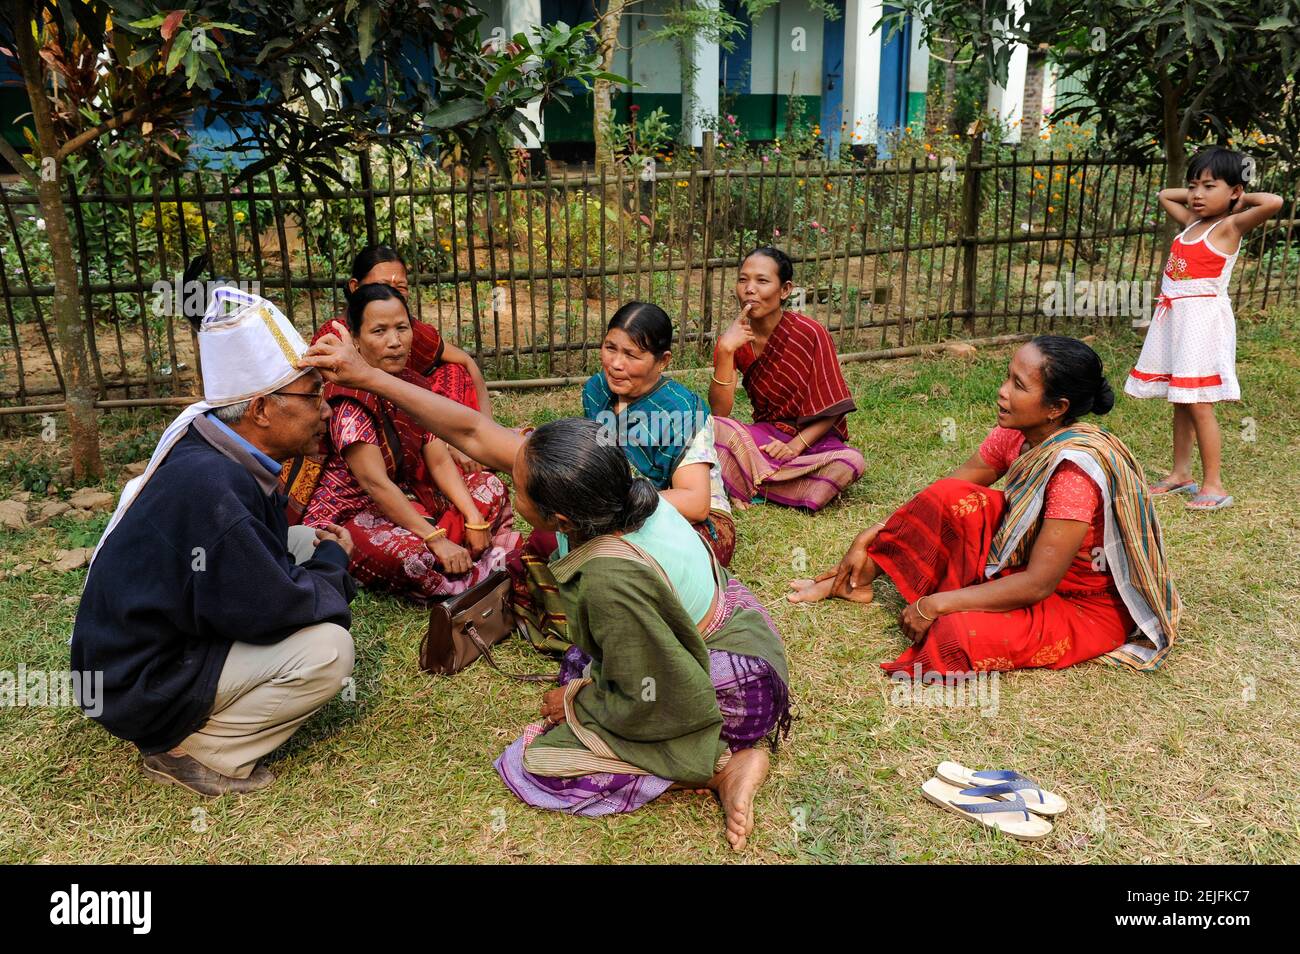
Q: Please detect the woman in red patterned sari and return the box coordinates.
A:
[787,337,1179,676]
[342,245,491,472]
[709,247,865,512]
[302,283,519,601]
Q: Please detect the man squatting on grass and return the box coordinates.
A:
[71,289,357,797]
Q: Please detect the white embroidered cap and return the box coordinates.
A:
[199,286,309,406]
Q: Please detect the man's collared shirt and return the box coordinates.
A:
[203,411,282,476]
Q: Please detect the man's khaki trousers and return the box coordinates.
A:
[177,526,355,779]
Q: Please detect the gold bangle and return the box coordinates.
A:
[914,596,937,622]
[712,373,737,386]
[422,527,447,544]
[464,521,490,531]
[794,434,809,451]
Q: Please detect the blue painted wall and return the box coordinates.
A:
[819,0,846,155]
[877,5,911,153]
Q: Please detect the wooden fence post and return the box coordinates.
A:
[359,149,379,248]
[958,130,984,337]
[699,130,716,359]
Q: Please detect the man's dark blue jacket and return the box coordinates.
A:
[71,419,355,753]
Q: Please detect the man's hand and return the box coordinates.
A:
[300,322,380,390]
[314,522,354,560]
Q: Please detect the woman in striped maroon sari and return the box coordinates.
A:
[709,247,865,512]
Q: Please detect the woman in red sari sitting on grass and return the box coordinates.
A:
[341,244,492,472]
[709,246,865,512]
[302,283,519,601]
[788,336,1180,675]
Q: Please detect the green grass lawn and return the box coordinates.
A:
[1,312,1297,864]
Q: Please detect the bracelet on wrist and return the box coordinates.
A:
[914,596,937,622]
[712,373,737,387]
[464,521,490,532]
[423,527,447,544]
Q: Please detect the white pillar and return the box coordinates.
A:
[986,0,1027,143]
[504,0,544,148]
[843,0,883,146]
[687,2,721,147]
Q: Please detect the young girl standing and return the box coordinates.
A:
[1125,146,1282,511]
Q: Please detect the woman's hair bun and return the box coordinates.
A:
[622,477,659,530]
[1093,377,1115,416]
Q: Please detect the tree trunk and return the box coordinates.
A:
[15,0,103,480]
[593,0,627,173]
[942,39,959,135]
[1160,73,1187,248]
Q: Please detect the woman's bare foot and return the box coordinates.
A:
[786,576,873,604]
[730,496,752,512]
[709,748,769,851]
[787,577,834,603]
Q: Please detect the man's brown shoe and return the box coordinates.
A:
[140,752,276,797]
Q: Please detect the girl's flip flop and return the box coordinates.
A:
[1186,493,1233,511]
[1149,477,1198,496]
[921,778,1054,841]
[935,761,1068,817]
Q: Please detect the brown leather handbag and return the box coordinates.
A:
[419,570,557,683]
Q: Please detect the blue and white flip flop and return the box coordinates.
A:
[921,777,1054,841]
[1186,493,1233,511]
[1149,477,1198,496]
[936,761,1068,817]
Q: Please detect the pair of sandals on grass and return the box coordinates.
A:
[1149,476,1232,511]
[922,762,1069,842]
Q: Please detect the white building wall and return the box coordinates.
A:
[774,1,825,97]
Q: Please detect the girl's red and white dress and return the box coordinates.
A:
[1125,217,1240,404]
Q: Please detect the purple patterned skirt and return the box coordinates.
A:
[494,580,790,816]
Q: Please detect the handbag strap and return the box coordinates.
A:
[464,622,560,684]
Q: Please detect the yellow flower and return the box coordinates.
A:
[234,211,246,222]
[923,143,932,151]
[1048,206,1056,213]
